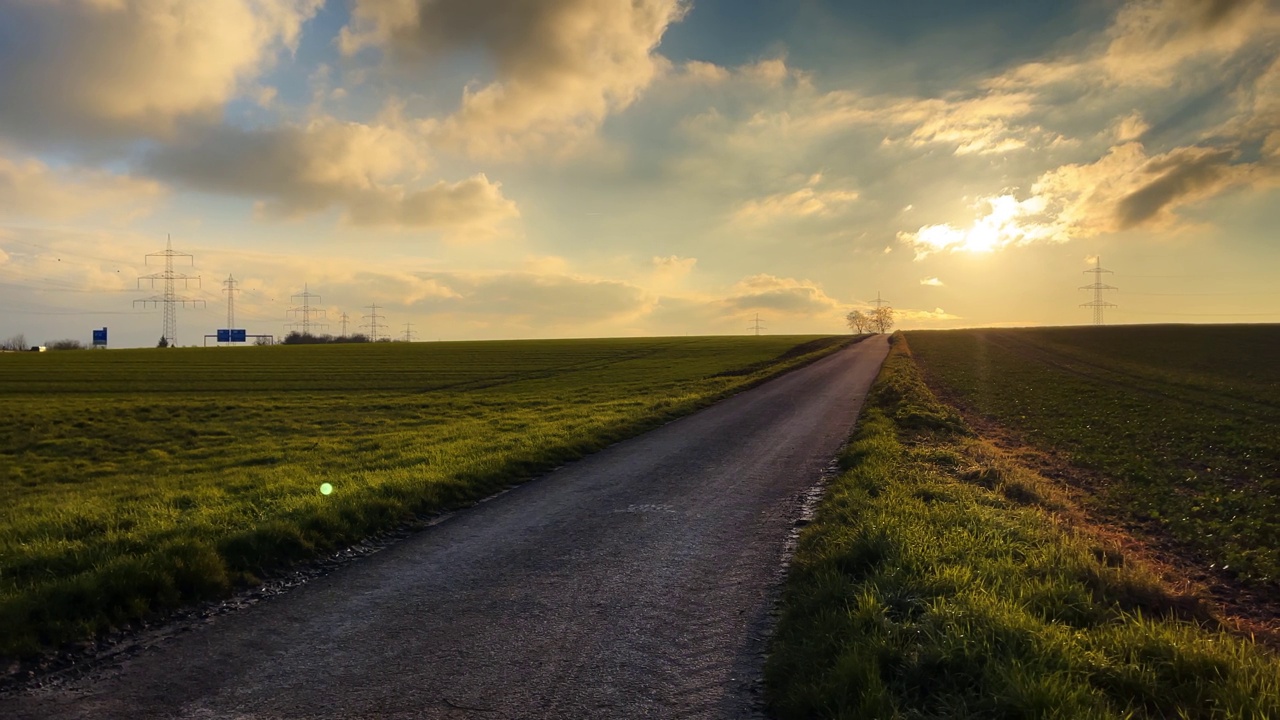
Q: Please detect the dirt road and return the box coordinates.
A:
[3,335,890,719]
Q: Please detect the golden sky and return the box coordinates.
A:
[1,0,1278,346]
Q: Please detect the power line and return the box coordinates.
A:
[339,311,350,337]
[401,322,417,342]
[1080,256,1117,325]
[748,313,765,336]
[286,283,328,336]
[361,303,387,342]
[133,234,204,346]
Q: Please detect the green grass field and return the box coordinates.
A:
[904,325,1280,586]
[767,334,1280,719]
[0,335,849,659]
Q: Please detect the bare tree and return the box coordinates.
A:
[872,306,896,334]
[2,334,29,351]
[45,339,86,350]
[845,310,870,334]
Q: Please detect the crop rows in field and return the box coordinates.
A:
[0,335,849,658]
[905,325,1280,586]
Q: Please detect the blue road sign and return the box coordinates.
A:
[92,328,107,346]
[216,329,230,343]
[230,329,247,343]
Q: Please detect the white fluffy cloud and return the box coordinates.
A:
[342,0,688,158]
[0,0,323,143]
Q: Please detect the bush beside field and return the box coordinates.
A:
[0,335,854,660]
[766,334,1280,719]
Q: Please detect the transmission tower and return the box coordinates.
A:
[134,234,204,346]
[748,313,766,336]
[223,274,239,331]
[1080,257,1118,325]
[362,303,387,342]
[870,291,889,311]
[338,311,351,337]
[286,283,328,336]
[401,322,418,342]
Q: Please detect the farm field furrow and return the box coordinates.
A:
[905,325,1280,587]
[0,335,849,659]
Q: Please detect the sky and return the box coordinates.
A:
[0,0,1278,348]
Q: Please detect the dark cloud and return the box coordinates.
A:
[0,0,319,148]
[340,0,687,156]
[1115,147,1235,228]
[1197,0,1254,30]
[144,121,516,230]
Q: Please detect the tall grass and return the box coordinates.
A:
[766,334,1280,719]
[0,335,851,659]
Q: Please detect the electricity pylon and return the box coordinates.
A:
[748,313,765,335]
[362,303,387,342]
[134,234,204,346]
[1080,257,1118,325]
[286,283,328,336]
[223,274,239,331]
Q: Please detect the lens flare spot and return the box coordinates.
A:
[320,483,333,496]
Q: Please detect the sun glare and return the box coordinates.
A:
[901,194,1058,260]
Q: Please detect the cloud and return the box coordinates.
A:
[889,91,1042,155]
[412,270,652,328]
[342,0,689,158]
[0,152,164,221]
[343,175,521,230]
[897,194,1060,260]
[920,277,944,287]
[732,174,859,226]
[0,0,323,144]
[1099,0,1278,85]
[144,120,518,232]
[722,274,843,315]
[652,255,696,278]
[1036,142,1258,233]
[989,0,1279,92]
[901,307,961,320]
[898,307,963,326]
[1112,112,1151,142]
[898,141,1267,258]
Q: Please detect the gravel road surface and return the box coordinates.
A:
[3,335,890,719]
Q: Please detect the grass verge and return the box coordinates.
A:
[766,333,1280,719]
